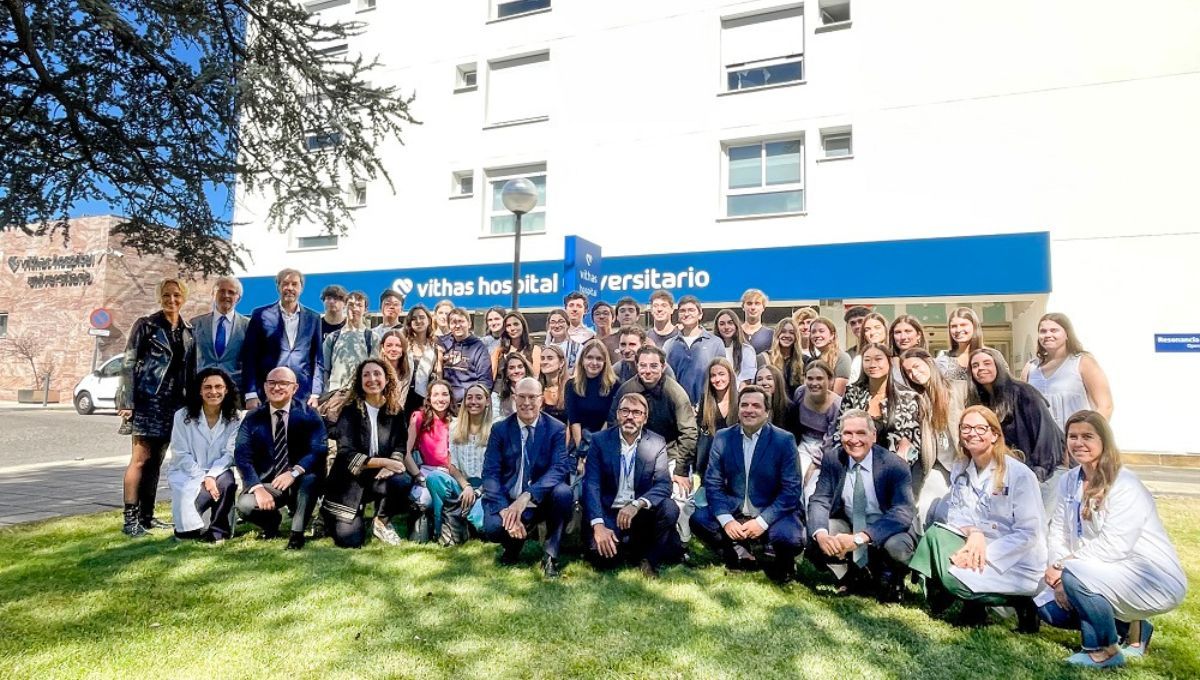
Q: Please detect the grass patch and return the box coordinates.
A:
[1,499,1197,679]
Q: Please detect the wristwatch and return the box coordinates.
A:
[853,534,867,547]
[290,468,302,479]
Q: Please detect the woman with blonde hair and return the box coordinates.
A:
[808,317,851,395]
[757,317,805,396]
[696,357,739,476]
[566,339,619,451]
[539,343,569,423]
[791,306,819,361]
[1037,411,1187,669]
[434,382,496,544]
[909,405,1046,632]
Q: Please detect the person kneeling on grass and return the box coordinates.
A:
[689,385,805,585]
[481,377,573,579]
[166,368,241,543]
[1035,410,1187,670]
[583,393,682,578]
[807,409,917,603]
[321,359,413,548]
[908,406,1045,632]
[234,367,326,551]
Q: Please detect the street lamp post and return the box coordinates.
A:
[500,178,539,311]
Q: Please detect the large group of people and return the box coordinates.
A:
[115,271,1186,669]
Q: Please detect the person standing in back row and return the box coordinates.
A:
[741,289,774,355]
[647,289,680,347]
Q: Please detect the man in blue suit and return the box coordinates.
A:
[234,367,328,550]
[241,268,325,410]
[584,393,681,577]
[190,275,249,391]
[808,409,917,602]
[690,385,805,584]
[481,377,573,578]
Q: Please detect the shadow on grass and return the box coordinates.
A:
[0,503,1196,679]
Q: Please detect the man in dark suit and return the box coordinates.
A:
[234,367,327,550]
[241,268,324,410]
[584,393,680,577]
[190,275,249,390]
[481,377,573,578]
[690,385,805,584]
[808,408,918,602]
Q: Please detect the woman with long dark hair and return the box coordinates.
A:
[889,314,927,386]
[784,361,841,502]
[1038,411,1186,669]
[539,343,569,423]
[848,312,889,383]
[713,308,757,385]
[118,277,196,537]
[840,343,922,470]
[404,304,442,415]
[900,347,967,526]
[375,329,413,415]
[754,364,791,427]
[493,311,542,380]
[968,347,1066,511]
[405,379,455,541]
[166,367,241,542]
[480,306,507,360]
[322,358,413,548]
[696,357,739,476]
[1021,312,1113,428]
[492,352,532,422]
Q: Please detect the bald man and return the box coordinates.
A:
[234,367,328,550]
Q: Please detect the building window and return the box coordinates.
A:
[452,170,474,197]
[494,0,550,20]
[295,234,339,249]
[351,181,367,207]
[724,138,804,216]
[486,164,546,235]
[821,127,853,158]
[358,0,377,11]
[721,6,805,92]
[304,129,343,152]
[456,63,478,91]
[819,0,851,24]
[0,313,7,338]
[486,52,550,125]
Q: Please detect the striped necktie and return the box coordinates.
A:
[273,410,289,472]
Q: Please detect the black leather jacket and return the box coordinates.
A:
[116,311,195,410]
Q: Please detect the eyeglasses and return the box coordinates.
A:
[265,380,296,387]
[514,393,541,401]
[617,408,647,418]
[959,424,992,436]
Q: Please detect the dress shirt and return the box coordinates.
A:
[212,309,236,347]
[510,416,538,501]
[279,302,300,349]
[717,426,769,531]
[813,450,882,537]
[591,434,651,525]
[250,400,293,492]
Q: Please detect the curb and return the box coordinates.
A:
[1123,453,1200,468]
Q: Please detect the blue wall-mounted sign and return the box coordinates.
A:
[1155,334,1200,353]
[563,235,602,305]
[238,231,1052,312]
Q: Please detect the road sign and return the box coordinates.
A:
[88,328,111,337]
[89,308,112,330]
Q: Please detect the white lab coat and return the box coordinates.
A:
[166,408,241,532]
[942,456,1047,595]
[1036,467,1187,620]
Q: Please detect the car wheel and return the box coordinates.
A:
[74,391,95,415]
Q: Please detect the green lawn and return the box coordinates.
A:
[1,499,1197,679]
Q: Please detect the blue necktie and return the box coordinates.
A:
[215,316,228,357]
[852,463,868,568]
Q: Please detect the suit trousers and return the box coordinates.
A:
[326,473,413,548]
[587,501,682,569]
[807,518,917,584]
[236,472,321,534]
[690,505,806,569]
[483,483,573,559]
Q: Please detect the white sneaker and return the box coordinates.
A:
[373,517,402,545]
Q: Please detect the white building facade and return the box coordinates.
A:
[232,0,1200,453]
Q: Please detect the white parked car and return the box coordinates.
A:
[73,355,124,415]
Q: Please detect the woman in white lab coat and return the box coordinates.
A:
[909,405,1046,632]
[166,368,242,542]
[1037,410,1187,669]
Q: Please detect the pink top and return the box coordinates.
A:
[409,410,451,468]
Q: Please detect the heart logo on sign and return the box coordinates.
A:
[392,277,414,296]
[585,253,593,267]
[7,257,19,274]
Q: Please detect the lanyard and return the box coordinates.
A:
[621,451,636,481]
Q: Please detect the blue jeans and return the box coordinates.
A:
[1038,568,1128,650]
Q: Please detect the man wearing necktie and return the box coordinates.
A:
[690,385,805,584]
[481,377,573,578]
[583,393,681,577]
[808,409,918,602]
[234,367,328,550]
[190,276,249,395]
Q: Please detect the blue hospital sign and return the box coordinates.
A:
[563,235,602,304]
[1155,334,1200,353]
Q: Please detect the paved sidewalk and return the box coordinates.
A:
[1,457,1198,528]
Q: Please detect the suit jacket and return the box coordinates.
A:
[234,398,328,488]
[190,310,249,388]
[323,401,409,519]
[704,423,803,526]
[481,412,569,514]
[241,302,325,400]
[807,444,915,544]
[583,428,671,522]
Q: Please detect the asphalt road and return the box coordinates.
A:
[0,407,129,469]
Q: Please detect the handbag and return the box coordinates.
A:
[317,387,352,428]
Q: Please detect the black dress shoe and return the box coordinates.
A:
[765,564,795,585]
[499,546,522,566]
[959,602,989,627]
[638,559,659,579]
[285,531,306,550]
[542,556,561,579]
[1014,598,1041,634]
[257,527,281,541]
[876,582,904,604]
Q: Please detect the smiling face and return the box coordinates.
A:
[1066,420,1103,468]
[798,317,813,338]
[428,383,451,414]
[547,312,568,341]
[541,350,562,376]
[582,345,606,378]
[754,368,775,393]
[199,374,227,409]
[738,391,769,431]
[620,333,642,362]
[264,367,298,408]
[514,380,543,422]
[381,335,405,363]
[360,362,387,397]
[840,416,873,460]
[862,318,887,345]
[776,323,796,348]
[505,357,528,383]
[650,298,673,323]
[381,296,402,322]
[565,298,586,325]
[959,411,998,457]
[448,312,470,340]
[159,281,184,316]
[504,316,524,341]
[213,280,240,315]
[409,309,430,335]
[716,314,737,341]
[617,397,647,439]
[902,357,931,386]
[892,321,920,351]
[861,346,890,380]
[486,310,504,334]
[636,352,664,385]
[434,304,451,331]
[949,316,975,347]
[277,273,302,306]
[591,305,613,332]
[463,386,488,416]
[969,352,998,386]
[677,302,701,331]
[709,364,731,394]
[1038,319,1067,354]
[804,366,828,396]
[809,322,832,350]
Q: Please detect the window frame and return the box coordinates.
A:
[722,136,805,218]
[491,0,551,21]
[455,63,478,92]
[720,5,806,94]
[724,53,805,92]
[451,170,475,198]
[483,164,547,237]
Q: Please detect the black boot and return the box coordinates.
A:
[139,498,172,530]
[1014,598,1041,634]
[123,504,148,537]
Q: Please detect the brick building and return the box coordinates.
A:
[0,216,216,402]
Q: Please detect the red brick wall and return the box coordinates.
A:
[0,216,217,402]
